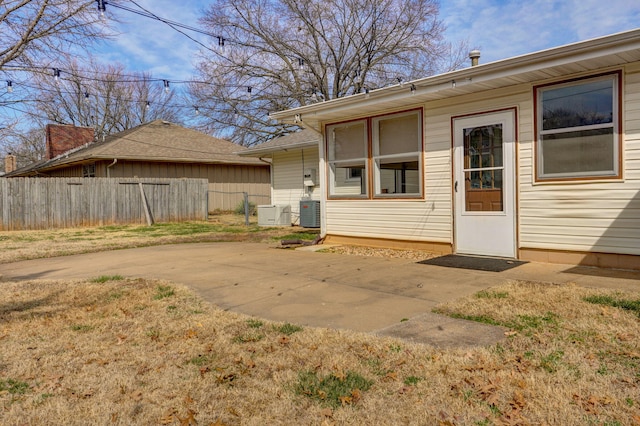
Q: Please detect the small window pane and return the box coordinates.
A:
[542,79,613,130]
[332,163,366,195]
[330,122,366,161]
[541,128,614,175]
[378,113,420,156]
[378,159,419,194]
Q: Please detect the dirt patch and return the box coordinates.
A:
[320,245,436,261]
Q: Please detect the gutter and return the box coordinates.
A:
[106,158,117,178]
[270,27,640,122]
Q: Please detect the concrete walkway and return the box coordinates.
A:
[1,242,638,348]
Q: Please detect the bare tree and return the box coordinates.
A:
[189,0,467,146]
[0,0,112,69]
[0,124,46,171]
[25,58,182,141]
[0,0,115,133]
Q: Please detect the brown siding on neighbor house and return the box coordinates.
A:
[45,165,84,177]
[33,160,270,212]
[206,164,271,211]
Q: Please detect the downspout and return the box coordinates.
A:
[106,158,117,178]
[259,156,274,208]
[294,121,326,240]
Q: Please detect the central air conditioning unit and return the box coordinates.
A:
[299,200,320,228]
[257,204,291,226]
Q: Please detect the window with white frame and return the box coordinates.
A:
[327,120,368,197]
[326,109,423,198]
[372,110,421,196]
[536,72,620,180]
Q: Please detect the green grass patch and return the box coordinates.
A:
[91,275,125,283]
[539,350,564,373]
[404,376,422,386]
[153,285,175,300]
[0,378,30,395]
[583,294,640,317]
[476,290,509,299]
[441,312,504,327]
[70,324,94,333]
[246,319,264,328]
[511,312,559,332]
[274,323,303,335]
[275,231,320,241]
[296,370,373,408]
[106,290,125,301]
[234,201,257,215]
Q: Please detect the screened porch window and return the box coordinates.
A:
[536,73,620,180]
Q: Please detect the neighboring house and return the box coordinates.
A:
[270,29,640,270]
[6,120,271,212]
[239,128,321,225]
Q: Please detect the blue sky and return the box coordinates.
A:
[96,0,640,82]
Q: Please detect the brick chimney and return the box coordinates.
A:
[4,153,17,174]
[45,124,95,159]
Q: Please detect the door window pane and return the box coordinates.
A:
[463,124,504,212]
[465,170,503,211]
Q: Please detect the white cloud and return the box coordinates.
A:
[94,0,640,79]
[96,0,211,80]
[440,0,640,64]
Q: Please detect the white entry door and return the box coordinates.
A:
[453,110,516,258]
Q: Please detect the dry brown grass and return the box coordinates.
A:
[1,277,639,425]
[0,214,309,264]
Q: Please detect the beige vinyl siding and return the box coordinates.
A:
[324,65,640,256]
[518,67,640,255]
[325,199,451,241]
[324,107,452,243]
[272,148,320,221]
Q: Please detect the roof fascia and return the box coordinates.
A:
[270,28,640,123]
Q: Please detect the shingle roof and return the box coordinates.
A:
[239,128,319,157]
[8,120,265,175]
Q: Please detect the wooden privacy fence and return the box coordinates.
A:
[0,177,208,230]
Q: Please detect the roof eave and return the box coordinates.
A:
[270,28,640,124]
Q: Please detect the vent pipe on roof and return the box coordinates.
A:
[469,50,481,66]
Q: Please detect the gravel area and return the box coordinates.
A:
[319,244,437,261]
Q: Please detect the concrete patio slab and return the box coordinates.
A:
[1,242,638,348]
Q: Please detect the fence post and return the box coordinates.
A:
[243,192,249,226]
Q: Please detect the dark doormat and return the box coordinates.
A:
[417,254,527,272]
